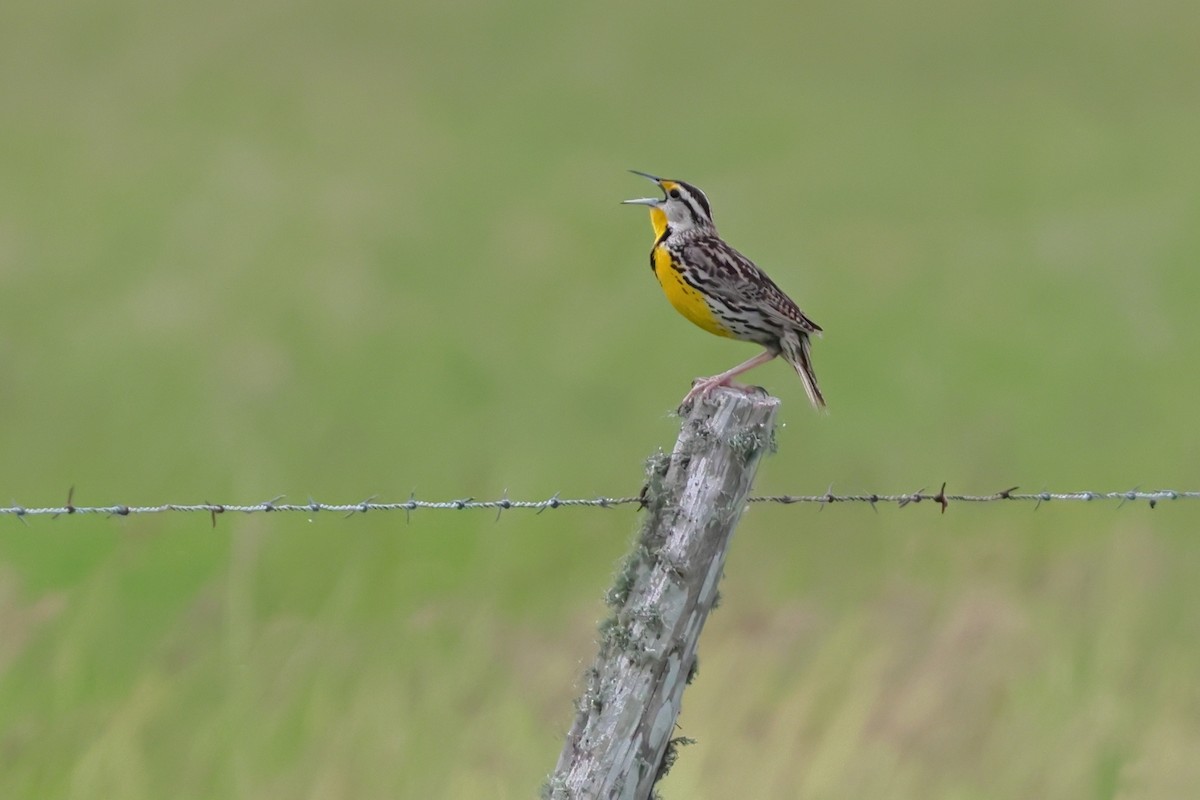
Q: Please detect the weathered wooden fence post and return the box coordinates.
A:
[546,386,780,799]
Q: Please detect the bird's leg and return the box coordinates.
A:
[679,350,778,410]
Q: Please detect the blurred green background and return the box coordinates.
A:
[2,0,1199,797]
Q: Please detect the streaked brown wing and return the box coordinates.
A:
[680,235,822,335]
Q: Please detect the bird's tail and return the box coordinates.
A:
[781,331,827,411]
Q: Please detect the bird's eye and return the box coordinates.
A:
[668,189,681,199]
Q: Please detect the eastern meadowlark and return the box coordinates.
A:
[623,170,827,411]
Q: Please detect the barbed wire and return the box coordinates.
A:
[2,485,1198,524]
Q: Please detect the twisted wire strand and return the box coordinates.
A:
[2,486,1198,521]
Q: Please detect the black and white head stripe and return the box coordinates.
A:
[672,180,714,224]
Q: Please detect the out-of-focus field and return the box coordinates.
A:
[1,0,1199,797]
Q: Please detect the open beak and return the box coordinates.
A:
[622,169,665,206]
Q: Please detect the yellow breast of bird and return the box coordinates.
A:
[652,246,734,338]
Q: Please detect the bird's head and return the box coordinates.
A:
[622,170,715,238]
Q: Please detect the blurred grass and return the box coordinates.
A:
[1,0,1199,797]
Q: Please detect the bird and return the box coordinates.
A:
[622,170,826,411]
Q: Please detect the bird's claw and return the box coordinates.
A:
[677,376,725,414]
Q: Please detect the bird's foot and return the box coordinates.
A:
[725,380,768,396]
[677,375,734,414]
